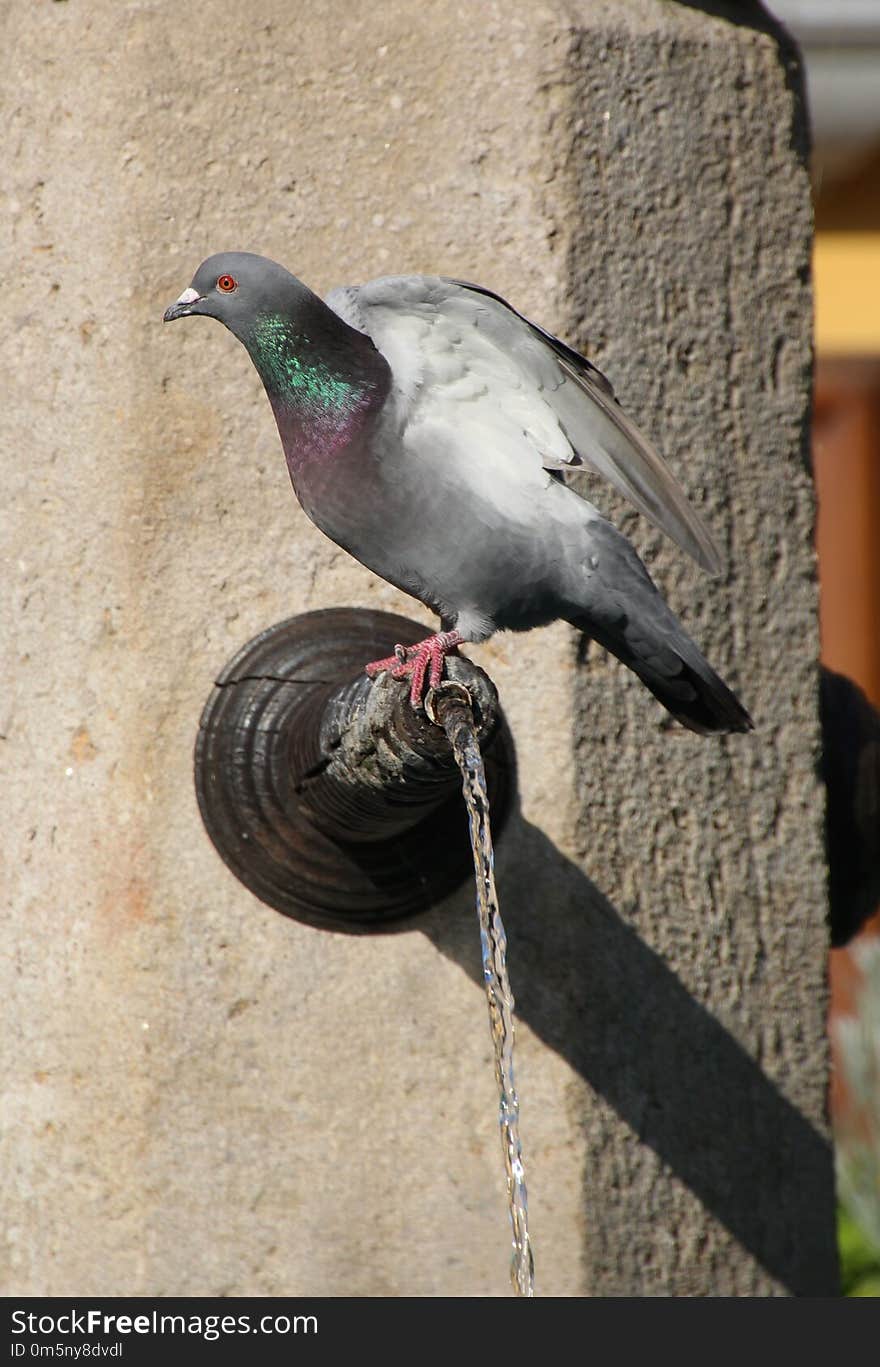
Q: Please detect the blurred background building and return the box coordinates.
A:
[771,0,880,1290]
[777,0,880,704]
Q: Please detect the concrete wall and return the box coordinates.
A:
[2,0,835,1295]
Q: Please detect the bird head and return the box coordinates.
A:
[163,251,316,342]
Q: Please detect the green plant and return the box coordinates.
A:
[835,939,880,1297]
[838,1205,880,1296]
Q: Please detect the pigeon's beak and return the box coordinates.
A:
[163,286,205,322]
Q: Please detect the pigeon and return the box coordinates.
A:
[164,252,752,734]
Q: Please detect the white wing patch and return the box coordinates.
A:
[326,275,722,573]
[326,276,579,475]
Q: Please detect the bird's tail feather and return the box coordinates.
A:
[567,613,753,736]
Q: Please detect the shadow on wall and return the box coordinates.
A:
[421,808,837,1297]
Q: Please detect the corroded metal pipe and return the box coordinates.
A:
[291,663,500,841]
[194,608,515,931]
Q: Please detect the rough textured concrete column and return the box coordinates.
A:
[2,0,834,1295]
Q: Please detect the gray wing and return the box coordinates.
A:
[326,274,723,575]
[447,278,723,576]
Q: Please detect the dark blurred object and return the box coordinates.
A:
[821,666,880,945]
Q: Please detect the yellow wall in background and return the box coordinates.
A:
[814,231,880,355]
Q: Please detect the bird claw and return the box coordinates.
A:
[365,630,464,707]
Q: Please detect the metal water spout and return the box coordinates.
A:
[193,607,516,931]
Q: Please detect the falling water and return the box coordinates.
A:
[435,688,534,1298]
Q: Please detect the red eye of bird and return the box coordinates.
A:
[216,274,237,293]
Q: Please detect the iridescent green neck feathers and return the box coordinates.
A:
[246,311,388,465]
[251,315,359,411]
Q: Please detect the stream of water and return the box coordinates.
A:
[439,693,534,1298]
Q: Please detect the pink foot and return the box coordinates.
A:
[365,630,464,707]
